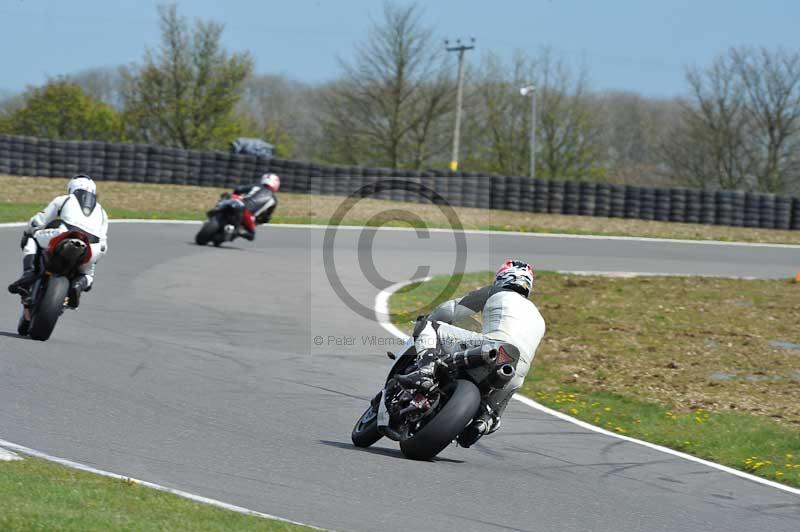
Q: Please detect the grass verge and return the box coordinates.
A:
[0,455,314,531]
[388,271,800,488]
[2,175,799,244]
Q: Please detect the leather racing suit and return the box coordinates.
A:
[413,284,546,435]
[233,184,277,239]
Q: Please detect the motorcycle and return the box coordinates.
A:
[18,230,93,341]
[195,192,247,246]
[351,333,519,460]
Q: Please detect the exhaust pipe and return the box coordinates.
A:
[487,363,515,389]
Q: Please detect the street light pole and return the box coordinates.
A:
[520,84,536,179]
[446,38,475,172]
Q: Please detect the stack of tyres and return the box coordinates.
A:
[34,138,51,177]
[345,166,365,198]
[685,189,701,224]
[504,176,522,211]
[432,170,450,206]
[730,191,745,226]
[76,141,93,177]
[715,190,733,226]
[117,144,135,182]
[418,171,435,205]
[700,190,716,225]
[132,144,150,183]
[50,140,68,178]
[402,174,423,204]
[63,140,80,177]
[774,196,792,230]
[669,188,686,223]
[0,135,11,174]
[89,140,105,179]
[490,175,508,210]
[21,136,37,176]
[145,145,162,184]
[578,181,596,216]
[792,198,800,230]
[758,193,776,229]
[639,187,655,220]
[389,169,407,202]
[198,151,217,187]
[654,188,671,221]
[186,150,203,186]
[306,162,323,195]
[514,177,536,212]
[462,172,481,208]
[323,165,342,195]
[171,149,190,185]
[548,179,565,214]
[743,192,760,227]
[532,178,548,213]
[102,143,121,182]
[609,185,626,218]
[563,180,579,215]
[594,183,610,217]
[372,168,392,201]
[624,186,642,219]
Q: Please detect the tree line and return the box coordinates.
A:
[1,2,799,195]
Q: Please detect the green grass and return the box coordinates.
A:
[0,456,314,531]
[388,271,800,488]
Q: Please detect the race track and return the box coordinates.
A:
[1,222,799,532]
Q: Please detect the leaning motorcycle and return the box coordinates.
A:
[351,334,518,460]
[19,230,93,341]
[195,192,246,246]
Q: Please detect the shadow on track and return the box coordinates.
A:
[319,440,465,464]
[0,331,27,340]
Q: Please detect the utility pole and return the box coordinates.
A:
[520,84,536,179]
[445,38,475,172]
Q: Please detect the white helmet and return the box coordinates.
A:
[67,174,98,216]
[494,260,535,298]
[260,173,281,192]
[68,174,97,195]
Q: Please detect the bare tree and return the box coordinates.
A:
[662,47,800,193]
[319,2,453,168]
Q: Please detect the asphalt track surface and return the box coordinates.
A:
[1,222,799,532]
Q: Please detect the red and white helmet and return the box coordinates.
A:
[495,260,535,297]
[260,173,280,192]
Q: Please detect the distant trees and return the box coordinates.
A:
[120,3,253,149]
[319,2,454,168]
[3,1,800,195]
[662,47,800,194]
[0,80,122,141]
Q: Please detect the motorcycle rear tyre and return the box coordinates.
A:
[28,276,69,341]
[400,379,480,461]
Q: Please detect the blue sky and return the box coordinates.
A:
[1,0,799,97]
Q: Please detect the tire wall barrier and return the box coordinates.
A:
[0,133,798,230]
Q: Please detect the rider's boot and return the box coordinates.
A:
[238,226,255,241]
[457,402,500,448]
[67,275,90,309]
[8,254,38,297]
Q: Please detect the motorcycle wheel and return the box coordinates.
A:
[28,276,69,342]
[399,379,480,461]
[351,403,383,448]
[195,218,220,245]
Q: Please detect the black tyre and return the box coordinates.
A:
[351,403,383,448]
[400,379,480,461]
[195,217,220,245]
[28,276,69,341]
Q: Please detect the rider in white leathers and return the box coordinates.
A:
[8,175,108,315]
[406,260,545,447]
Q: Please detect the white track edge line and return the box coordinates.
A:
[374,278,800,497]
[0,438,327,530]
[1,220,798,249]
